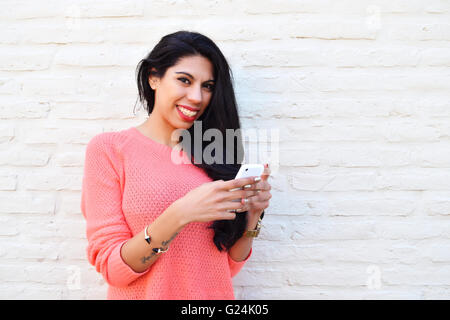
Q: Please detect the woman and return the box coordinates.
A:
[81,31,272,300]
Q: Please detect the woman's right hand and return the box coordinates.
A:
[171,177,260,225]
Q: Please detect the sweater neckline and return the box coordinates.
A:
[128,127,193,164]
[129,126,177,152]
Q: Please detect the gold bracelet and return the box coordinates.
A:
[245,217,262,238]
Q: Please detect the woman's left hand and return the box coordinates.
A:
[241,164,271,223]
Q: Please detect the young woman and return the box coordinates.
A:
[81,31,272,300]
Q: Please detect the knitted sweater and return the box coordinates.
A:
[80,127,251,300]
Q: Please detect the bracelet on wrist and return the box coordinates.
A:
[144,224,169,254]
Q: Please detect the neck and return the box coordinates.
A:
[140,113,181,148]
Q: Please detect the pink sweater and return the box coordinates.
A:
[81,127,251,300]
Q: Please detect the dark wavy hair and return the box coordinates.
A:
[135,30,247,251]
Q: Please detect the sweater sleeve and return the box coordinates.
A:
[81,133,149,288]
[227,247,252,277]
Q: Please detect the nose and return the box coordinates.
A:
[187,85,202,105]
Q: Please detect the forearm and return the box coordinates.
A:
[120,203,188,273]
[228,213,260,262]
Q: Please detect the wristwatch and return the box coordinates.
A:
[245,217,262,237]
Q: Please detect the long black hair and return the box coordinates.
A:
[136,30,247,251]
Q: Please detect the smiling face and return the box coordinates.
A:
[149,55,215,132]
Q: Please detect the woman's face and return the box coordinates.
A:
[149,55,215,131]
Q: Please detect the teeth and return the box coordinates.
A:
[178,106,198,117]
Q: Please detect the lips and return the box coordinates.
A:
[176,105,199,121]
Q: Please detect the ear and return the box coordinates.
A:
[148,68,159,90]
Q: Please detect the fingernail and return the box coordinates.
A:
[244,184,252,189]
[254,177,261,182]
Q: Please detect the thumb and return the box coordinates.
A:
[261,163,270,181]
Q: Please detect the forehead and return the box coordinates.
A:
[170,55,214,80]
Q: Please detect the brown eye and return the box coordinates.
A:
[204,83,215,91]
[178,77,190,84]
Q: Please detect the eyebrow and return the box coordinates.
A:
[175,71,215,83]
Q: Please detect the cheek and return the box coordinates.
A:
[160,82,185,104]
[173,85,187,98]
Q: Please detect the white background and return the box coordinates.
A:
[1,0,450,299]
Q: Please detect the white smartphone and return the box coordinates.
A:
[235,163,265,180]
[229,164,265,194]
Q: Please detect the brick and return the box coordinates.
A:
[251,241,417,264]
[285,122,381,142]
[0,100,51,119]
[388,22,450,41]
[423,244,450,262]
[266,191,328,216]
[0,194,55,214]
[381,120,441,142]
[20,76,102,98]
[289,172,333,191]
[426,199,450,216]
[0,217,19,236]
[377,169,450,191]
[233,266,285,287]
[0,77,21,95]
[330,197,416,216]
[284,16,378,40]
[373,218,450,239]
[0,264,27,282]
[291,218,376,240]
[0,47,53,71]
[412,142,450,167]
[54,152,86,167]
[76,0,144,18]
[322,144,412,167]
[0,148,49,166]
[280,148,321,167]
[58,240,87,261]
[24,173,82,191]
[382,264,450,285]
[21,126,101,145]
[0,174,17,190]
[0,283,63,299]
[54,44,146,67]
[421,48,450,66]
[0,126,14,143]
[289,171,378,191]
[2,241,59,261]
[54,218,87,240]
[423,287,450,300]
[58,193,83,216]
[284,264,369,286]
[0,0,66,20]
[13,215,60,240]
[49,101,135,120]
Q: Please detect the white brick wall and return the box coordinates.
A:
[1,0,449,300]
